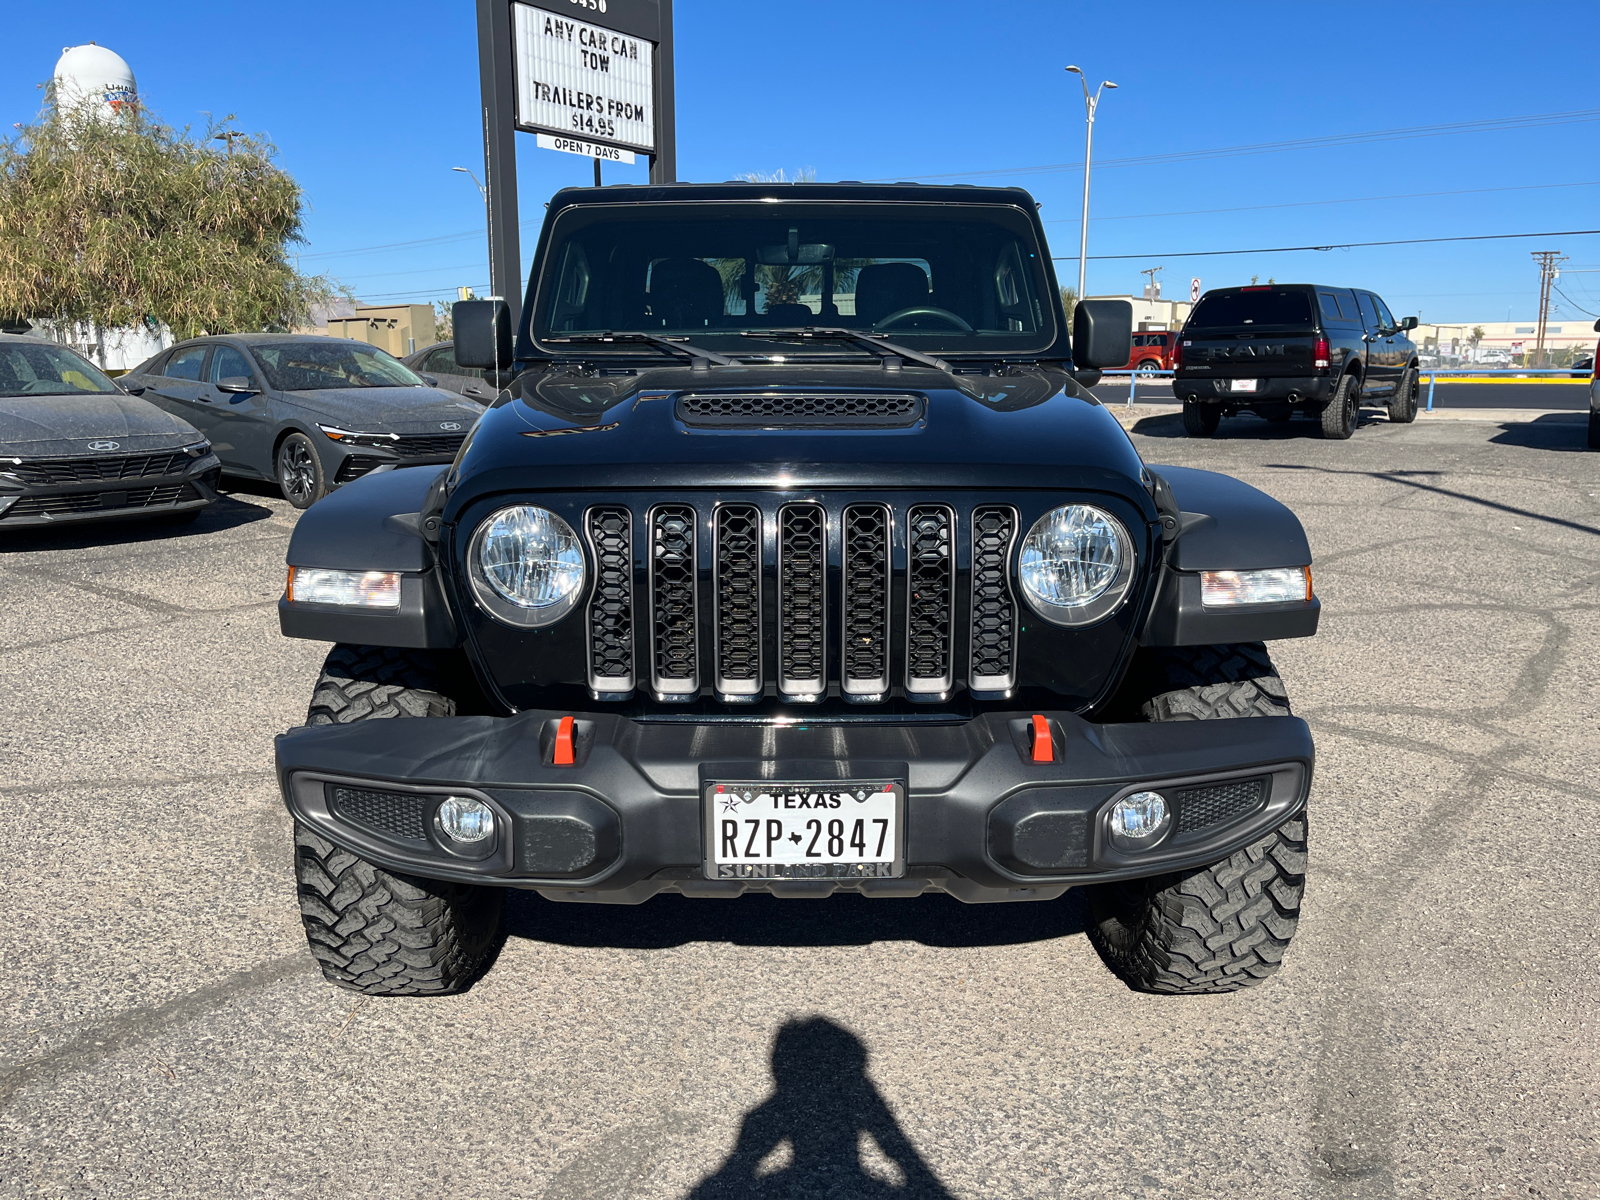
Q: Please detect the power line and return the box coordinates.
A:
[876,107,1600,183]
[1552,284,1599,317]
[296,218,542,261]
[1053,227,1600,263]
[1043,180,1600,227]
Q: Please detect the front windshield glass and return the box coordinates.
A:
[0,342,119,398]
[252,342,422,391]
[532,202,1057,356]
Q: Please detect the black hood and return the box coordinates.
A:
[275,386,485,434]
[0,392,200,458]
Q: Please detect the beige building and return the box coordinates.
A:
[319,304,437,357]
[1083,295,1194,331]
[1415,319,1596,363]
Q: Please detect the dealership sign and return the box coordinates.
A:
[512,1,655,153]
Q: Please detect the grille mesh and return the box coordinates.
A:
[334,455,382,484]
[779,504,826,689]
[650,505,698,690]
[394,433,467,458]
[905,505,954,688]
[4,483,195,519]
[969,506,1018,688]
[842,504,890,690]
[586,507,634,690]
[715,505,762,689]
[677,393,922,428]
[329,785,430,841]
[1175,777,1269,833]
[8,451,190,485]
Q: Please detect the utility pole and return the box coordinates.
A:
[1531,250,1566,367]
[1140,265,1164,300]
[1064,66,1117,303]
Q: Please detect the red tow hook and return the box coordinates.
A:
[553,716,576,766]
[1031,714,1053,763]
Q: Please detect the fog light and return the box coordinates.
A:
[1109,791,1169,848]
[436,796,495,843]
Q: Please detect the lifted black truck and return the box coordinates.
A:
[1174,283,1420,439]
[274,182,1321,996]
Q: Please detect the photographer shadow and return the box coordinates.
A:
[686,1017,954,1200]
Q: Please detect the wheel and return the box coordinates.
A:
[1086,644,1307,994]
[1588,409,1600,449]
[1182,398,1221,438]
[276,431,327,509]
[1319,372,1358,439]
[1136,360,1161,375]
[1387,366,1419,424]
[293,645,503,995]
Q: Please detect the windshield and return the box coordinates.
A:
[252,342,423,391]
[0,342,119,398]
[531,202,1057,357]
[1188,289,1314,328]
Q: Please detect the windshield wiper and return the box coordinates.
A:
[545,331,740,369]
[743,327,951,373]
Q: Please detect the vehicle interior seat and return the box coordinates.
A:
[764,303,814,326]
[646,258,725,329]
[854,263,930,327]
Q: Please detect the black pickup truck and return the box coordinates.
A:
[1173,284,1420,439]
[273,182,1321,998]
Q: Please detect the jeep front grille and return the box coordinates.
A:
[579,499,1025,704]
[649,505,699,697]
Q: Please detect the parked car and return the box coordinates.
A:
[1122,330,1178,373]
[1173,284,1419,439]
[1587,320,1599,450]
[401,341,501,403]
[1568,354,1592,379]
[0,333,220,528]
[121,335,485,509]
[274,181,1320,999]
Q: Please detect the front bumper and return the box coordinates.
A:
[276,709,1313,904]
[1174,375,1335,405]
[0,456,221,526]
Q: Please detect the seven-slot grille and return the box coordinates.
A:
[585,501,1023,703]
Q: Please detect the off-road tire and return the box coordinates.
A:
[1588,408,1600,450]
[1182,398,1221,438]
[1086,642,1306,994]
[294,824,504,996]
[1320,372,1358,439]
[294,643,501,995]
[1387,366,1419,424]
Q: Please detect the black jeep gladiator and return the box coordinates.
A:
[274,182,1320,997]
[1173,283,1420,439]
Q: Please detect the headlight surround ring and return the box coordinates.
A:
[1017,504,1136,627]
[467,504,586,628]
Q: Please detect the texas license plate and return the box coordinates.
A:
[1230,378,1260,392]
[704,781,905,880]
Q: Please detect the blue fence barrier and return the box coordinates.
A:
[1100,367,1589,412]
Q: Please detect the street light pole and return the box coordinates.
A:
[452,166,491,300]
[1065,66,1117,303]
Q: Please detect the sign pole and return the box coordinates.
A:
[651,0,676,184]
[475,0,522,329]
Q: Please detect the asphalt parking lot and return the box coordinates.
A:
[2,414,1597,1199]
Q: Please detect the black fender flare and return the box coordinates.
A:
[278,465,459,648]
[1139,465,1320,646]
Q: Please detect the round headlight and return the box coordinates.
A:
[1018,504,1134,626]
[468,505,585,627]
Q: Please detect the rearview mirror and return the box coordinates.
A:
[217,376,256,394]
[1073,299,1133,370]
[454,299,513,370]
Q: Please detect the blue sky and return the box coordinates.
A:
[8,0,1600,326]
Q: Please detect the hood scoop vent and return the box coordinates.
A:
[676,393,924,429]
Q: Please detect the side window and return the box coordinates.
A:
[208,346,253,383]
[425,347,458,373]
[164,345,208,380]
[1371,296,1396,330]
[1318,292,1345,322]
[1354,292,1380,331]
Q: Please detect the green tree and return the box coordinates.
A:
[1059,285,1077,325]
[0,98,343,352]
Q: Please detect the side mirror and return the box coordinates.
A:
[217,376,256,394]
[1593,318,1600,333]
[420,373,440,387]
[122,384,146,396]
[454,299,513,370]
[1072,299,1133,370]
[1073,368,1103,388]
[1400,316,1418,331]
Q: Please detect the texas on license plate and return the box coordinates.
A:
[1230,378,1260,392]
[704,780,904,880]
